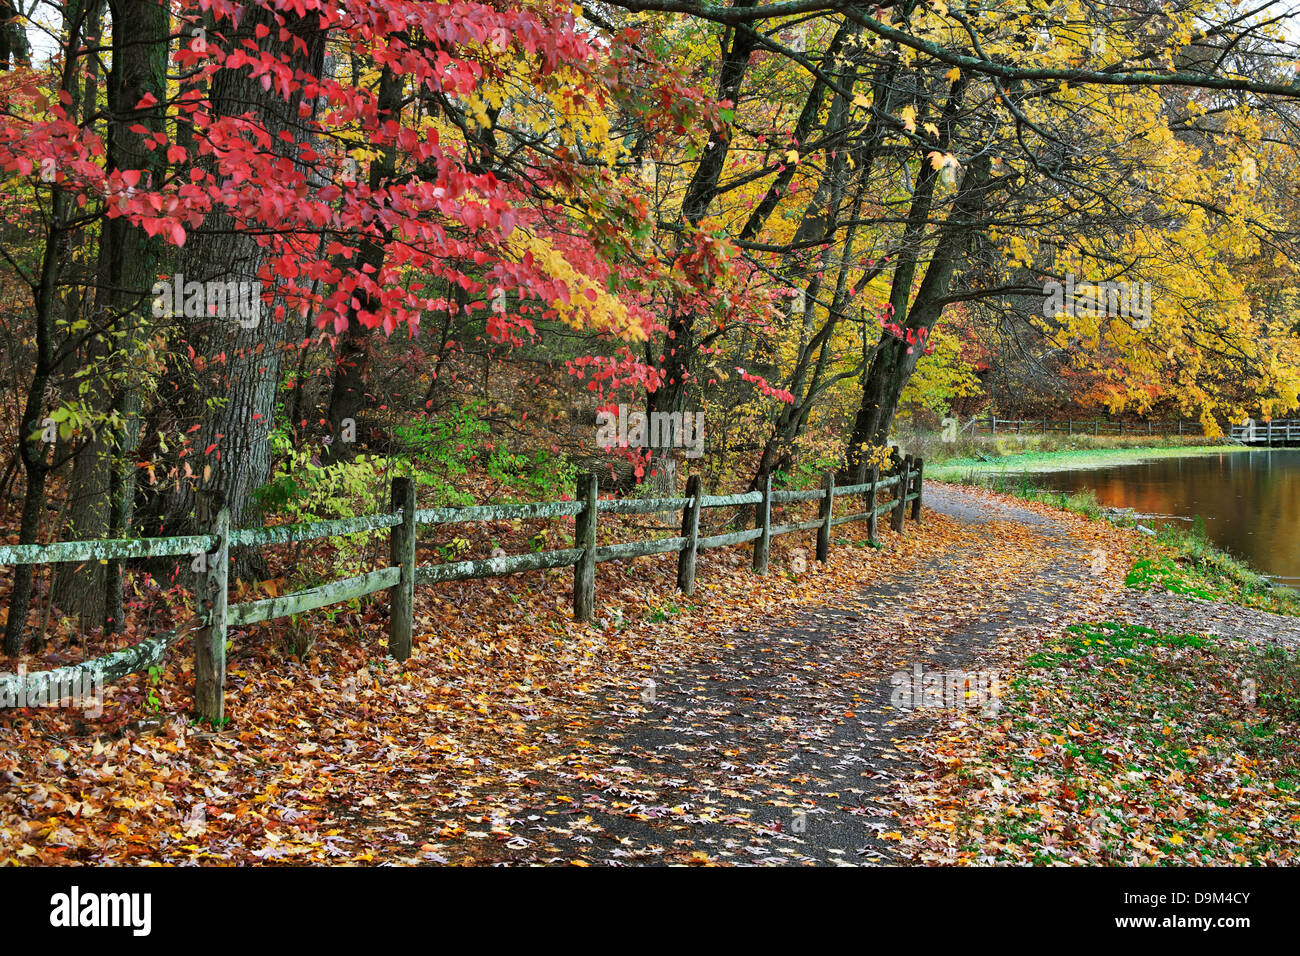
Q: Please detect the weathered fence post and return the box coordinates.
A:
[573,472,598,621]
[752,473,771,574]
[677,474,702,595]
[990,415,996,436]
[1068,418,1073,436]
[866,465,880,545]
[389,476,416,661]
[816,470,834,562]
[194,492,228,722]
[910,457,924,523]
[892,455,913,533]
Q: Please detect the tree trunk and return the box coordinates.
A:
[0,0,30,69]
[845,154,995,467]
[2,1,92,651]
[52,0,167,633]
[4,188,67,653]
[645,16,758,493]
[322,67,401,464]
[140,7,327,543]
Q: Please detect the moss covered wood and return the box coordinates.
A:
[769,518,825,536]
[389,477,416,661]
[228,567,400,626]
[699,491,764,509]
[415,548,582,586]
[194,497,228,722]
[573,473,598,622]
[598,497,692,515]
[0,623,196,706]
[699,527,764,550]
[0,534,217,565]
[752,473,772,574]
[676,475,703,595]
[771,488,826,505]
[417,500,583,525]
[593,537,688,563]
[230,512,400,548]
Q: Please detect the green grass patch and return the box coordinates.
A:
[1127,521,1300,617]
[922,441,1244,481]
[940,469,1300,617]
[970,621,1300,864]
[959,473,1113,522]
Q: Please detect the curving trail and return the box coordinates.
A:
[9,486,1294,866]
[428,484,1126,865]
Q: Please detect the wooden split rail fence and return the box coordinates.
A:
[1227,419,1300,445]
[966,416,1206,437]
[0,454,926,720]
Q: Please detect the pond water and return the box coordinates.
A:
[1013,449,1300,586]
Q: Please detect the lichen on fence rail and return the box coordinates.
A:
[416,500,584,525]
[0,622,198,704]
[229,512,401,548]
[0,534,217,566]
[228,567,401,626]
[415,548,584,585]
[1,452,925,723]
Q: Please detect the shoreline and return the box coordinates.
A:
[925,442,1256,480]
[930,474,1300,608]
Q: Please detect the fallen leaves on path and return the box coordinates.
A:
[6,483,1286,866]
[1,504,953,864]
[893,620,1300,865]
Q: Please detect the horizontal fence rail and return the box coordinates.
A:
[0,534,218,566]
[0,451,927,720]
[964,416,1296,443]
[965,416,1207,437]
[416,500,585,525]
[228,567,402,627]
[1227,420,1300,444]
[228,512,402,548]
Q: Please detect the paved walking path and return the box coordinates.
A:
[413,485,1124,865]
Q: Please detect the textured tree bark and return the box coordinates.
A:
[53,0,168,633]
[52,449,110,631]
[141,7,327,542]
[845,152,994,472]
[645,10,759,494]
[323,68,401,464]
[0,0,30,69]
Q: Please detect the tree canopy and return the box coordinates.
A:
[4,0,1300,646]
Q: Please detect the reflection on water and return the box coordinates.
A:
[1013,449,1300,585]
